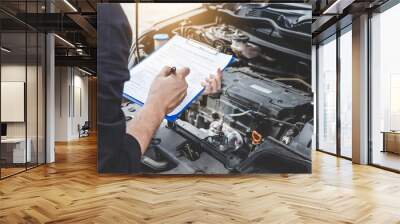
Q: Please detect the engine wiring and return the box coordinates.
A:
[228,110,252,117]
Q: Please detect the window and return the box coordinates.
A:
[0,1,47,179]
[370,3,400,171]
[317,36,337,154]
[339,28,352,158]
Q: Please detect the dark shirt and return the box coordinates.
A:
[97,4,142,173]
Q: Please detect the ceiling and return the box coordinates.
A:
[311,0,390,42]
[0,0,101,73]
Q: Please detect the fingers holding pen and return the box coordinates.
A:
[159,66,172,77]
[149,66,190,115]
[176,67,190,80]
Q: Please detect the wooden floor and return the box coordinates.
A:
[372,150,400,171]
[0,135,400,224]
[1,167,26,178]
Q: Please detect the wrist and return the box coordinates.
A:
[127,99,166,155]
[143,98,167,120]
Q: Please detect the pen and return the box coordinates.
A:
[170,66,176,75]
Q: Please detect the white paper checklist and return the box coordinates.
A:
[123,35,233,121]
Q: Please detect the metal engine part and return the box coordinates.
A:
[207,119,244,151]
[202,24,261,59]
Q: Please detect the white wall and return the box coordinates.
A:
[71,73,89,139]
[1,82,25,122]
[54,67,89,141]
[1,65,25,136]
[1,63,46,164]
[1,64,39,138]
[55,67,69,141]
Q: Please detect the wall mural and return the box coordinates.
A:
[97,3,313,174]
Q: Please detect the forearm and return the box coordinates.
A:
[126,102,165,155]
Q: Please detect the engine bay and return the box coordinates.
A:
[123,3,313,174]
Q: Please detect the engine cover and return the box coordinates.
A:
[222,67,312,119]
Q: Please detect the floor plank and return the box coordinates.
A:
[0,135,400,224]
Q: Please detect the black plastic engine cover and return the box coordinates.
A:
[222,67,312,119]
[236,136,311,173]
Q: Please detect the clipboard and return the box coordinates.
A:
[123,35,235,121]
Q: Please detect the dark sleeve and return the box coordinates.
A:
[97,4,142,173]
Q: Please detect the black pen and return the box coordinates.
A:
[170,66,176,75]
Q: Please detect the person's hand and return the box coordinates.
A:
[201,68,223,95]
[128,66,189,154]
[146,66,190,115]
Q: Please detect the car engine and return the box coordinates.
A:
[123,3,313,173]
